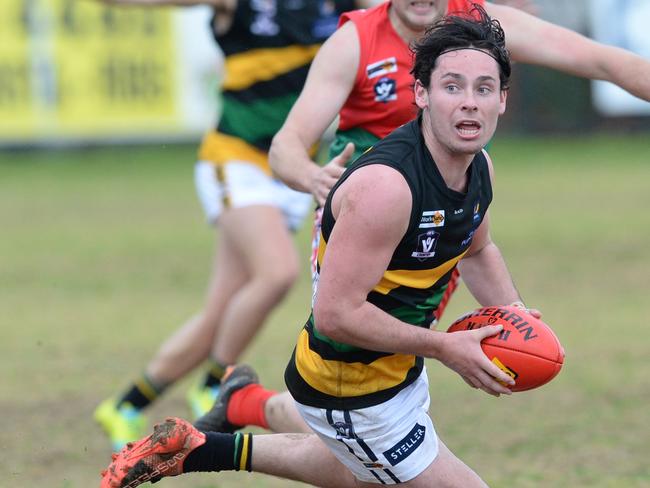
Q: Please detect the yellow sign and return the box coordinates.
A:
[0,0,216,144]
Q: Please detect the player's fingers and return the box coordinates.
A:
[474,377,500,397]
[324,164,345,178]
[476,324,503,340]
[509,301,542,319]
[483,359,515,387]
[476,370,511,396]
[526,308,542,319]
[314,187,330,207]
[460,375,478,389]
[314,171,342,204]
[334,142,355,166]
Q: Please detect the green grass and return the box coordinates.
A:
[1,134,649,487]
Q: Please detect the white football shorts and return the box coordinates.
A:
[194,160,313,231]
[295,368,439,484]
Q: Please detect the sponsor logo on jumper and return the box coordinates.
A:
[454,208,464,215]
[374,77,397,102]
[454,307,539,341]
[312,0,339,38]
[366,57,398,79]
[461,230,475,247]
[473,201,481,223]
[332,421,354,440]
[382,423,426,466]
[250,0,280,36]
[419,210,445,228]
[412,230,439,260]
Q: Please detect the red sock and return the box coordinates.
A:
[227,384,276,429]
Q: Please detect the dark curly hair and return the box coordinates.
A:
[411,4,511,90]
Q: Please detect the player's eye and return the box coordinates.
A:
[445,84,459,93]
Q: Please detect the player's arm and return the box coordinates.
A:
[457,151,523,307]
[269,21,360,206]
[491,0,537,15]
[313,164,514,395]
[486,2,650,101]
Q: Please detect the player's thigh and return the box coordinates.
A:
[348,439,486,488]
[203,224,250,309]
[401,439,487,488]
[212,163,301,273]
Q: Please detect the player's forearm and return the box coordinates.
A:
[596,47,650,102]
[458,242,522,307]
[492,2,650,102]
[269,130,320,194]
[314,299,448,359]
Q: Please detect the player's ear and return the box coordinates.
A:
[414,79,428,110]
[499,89,507,115]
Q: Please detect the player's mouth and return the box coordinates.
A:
[409,1,435,15]
[455,120,482,139]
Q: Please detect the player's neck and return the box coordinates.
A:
[422,129,474,193]
[387,6,426,45]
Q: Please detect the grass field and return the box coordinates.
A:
[2,134,649,487]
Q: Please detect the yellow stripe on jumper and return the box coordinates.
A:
[223,44,321,91]
[198,130,270,173]
[373,250,468,295]
[295,329,416,397]
[317,230,327,268]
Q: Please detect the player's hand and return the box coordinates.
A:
[509,300,542,319]
[438,325,515,397]
[311,142,355,206]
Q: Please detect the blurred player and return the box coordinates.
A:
[199,0,650,437]
[101,9,534,486]
[94,0,378,452]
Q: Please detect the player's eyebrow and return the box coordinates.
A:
[476,75,497,83]
[440,73,498,84]
[440,72,464,80]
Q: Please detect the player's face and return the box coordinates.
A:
[415,49,507,155]
[390,0,448,32]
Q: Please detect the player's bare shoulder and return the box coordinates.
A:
[331,164,411,237]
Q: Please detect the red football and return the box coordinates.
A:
[447,305,565,392]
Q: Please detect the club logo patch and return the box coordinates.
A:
[366,57,398,79]
[419,210,445,228]
[382,423,426,466]
[331,421,354,440]
[374,77,397,102]
[412,230,439,260]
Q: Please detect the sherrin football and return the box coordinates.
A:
[447,305,565,392]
